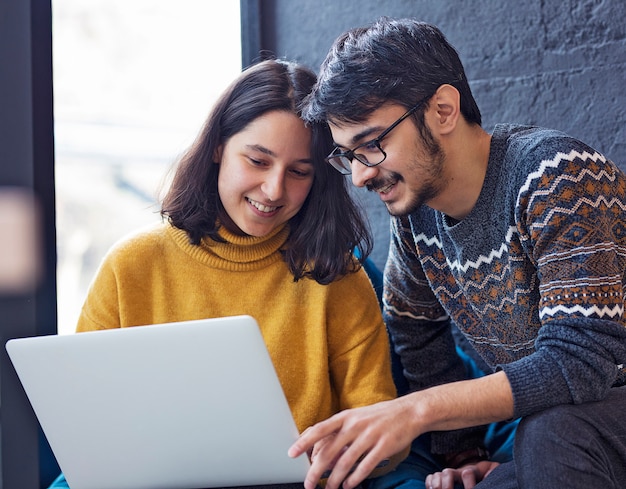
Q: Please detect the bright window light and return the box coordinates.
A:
[53,0,242,334]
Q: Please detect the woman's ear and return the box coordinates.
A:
[213,145,223,164]
[432,84,460,135]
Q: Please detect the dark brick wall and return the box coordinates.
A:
[256,0,626,268]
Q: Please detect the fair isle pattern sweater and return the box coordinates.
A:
[77,222,397,433]
[385,124,626,454]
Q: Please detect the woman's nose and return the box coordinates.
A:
[261,171,286,201]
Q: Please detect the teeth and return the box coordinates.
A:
[248,198,278,213]
[377,182,394,194]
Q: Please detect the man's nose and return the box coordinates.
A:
[350,160,379,188]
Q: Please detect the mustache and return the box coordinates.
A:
[366,173,401,192]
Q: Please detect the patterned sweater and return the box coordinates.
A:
[385,123,626,454]
[77,222,397,434]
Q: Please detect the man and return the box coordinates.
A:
[289,17,626,489]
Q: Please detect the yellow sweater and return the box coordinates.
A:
[77,222,397,433]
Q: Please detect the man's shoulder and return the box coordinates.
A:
[493,123,598,160]
[491,123,615,186]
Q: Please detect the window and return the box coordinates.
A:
[53,0,241,334]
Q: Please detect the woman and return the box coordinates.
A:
[49,59,407,488]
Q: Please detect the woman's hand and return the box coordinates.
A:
[425,460,500,489]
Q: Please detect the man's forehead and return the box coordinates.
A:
[328,118,384,148]
[328,103,406,148]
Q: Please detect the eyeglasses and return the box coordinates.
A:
[325,94,432,175]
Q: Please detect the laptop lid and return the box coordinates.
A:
[6,315,310,489]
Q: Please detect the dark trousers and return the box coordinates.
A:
[478,385,626,489]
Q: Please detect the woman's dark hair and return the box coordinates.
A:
[161,58,372,285]
[303,17,481,130]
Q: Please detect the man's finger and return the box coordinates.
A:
[297,423,357,489]
[321,441,365,489]
[341,449,387,489]
[288,419,339,457]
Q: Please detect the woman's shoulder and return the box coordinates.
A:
[327,260,381,295]
[105,220,169,261]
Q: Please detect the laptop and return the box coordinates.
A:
[6,315,311,489]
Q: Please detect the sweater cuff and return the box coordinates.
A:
[498,354,571,419]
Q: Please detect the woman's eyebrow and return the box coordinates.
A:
[245,143,275,156]
[245,144,313,164]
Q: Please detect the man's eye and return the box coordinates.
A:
[361,140,379,152]
[353,142,380,162]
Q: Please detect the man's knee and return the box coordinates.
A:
[515,403,586,453]
[514,399,626,487]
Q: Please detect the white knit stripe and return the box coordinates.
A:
[414,227,519,273]
[526,160,614,211]
[383,303,449,322]
[429,284,465,300]
[516,149,607,210]
[413,233,443,248]
[539,303,624,320]
[539,274,623,293]
[466,333,535,352]
[539,242,625,265]
[456,262,512,291]
[470,286,534,315]
[531,195,626,231]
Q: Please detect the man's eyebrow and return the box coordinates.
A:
[333,125,385,149]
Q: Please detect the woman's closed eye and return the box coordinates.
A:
[289,166,313,178]
[247,155,312,179]
[248,156,268,167]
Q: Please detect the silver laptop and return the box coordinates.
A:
[6,315,310,489]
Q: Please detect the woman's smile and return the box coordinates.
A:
[246,197,280,214]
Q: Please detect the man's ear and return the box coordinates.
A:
[432,84,460,135]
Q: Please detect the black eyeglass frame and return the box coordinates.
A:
[325,94,432,175]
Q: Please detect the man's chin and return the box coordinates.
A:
[383,201,405,217]
[384,198,421,217]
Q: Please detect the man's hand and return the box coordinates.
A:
[425,461,500,489]
[288,397,416,489]
[290,372,514,489]
[310,433,347,477]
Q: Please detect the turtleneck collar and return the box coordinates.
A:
[167,222,290,271]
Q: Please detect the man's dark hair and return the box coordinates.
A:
[304,17,481,128]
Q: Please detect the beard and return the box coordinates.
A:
[367,131,446,217]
